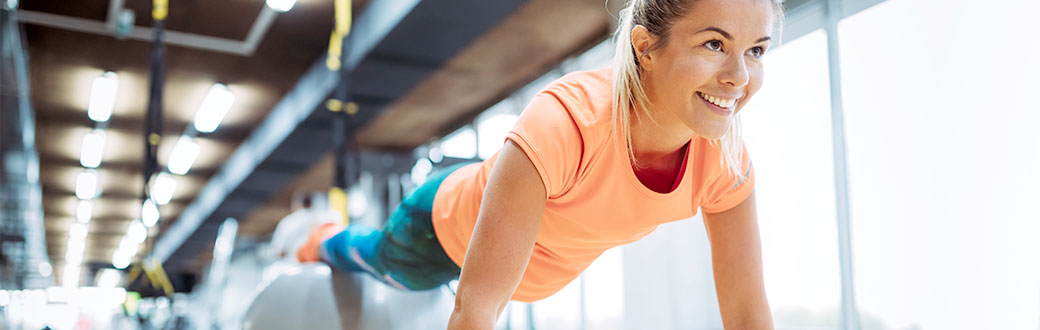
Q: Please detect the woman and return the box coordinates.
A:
[297,0,783,328]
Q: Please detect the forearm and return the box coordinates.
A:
[448,140,545,329]
[720,303,773,330]
[447,307,499,330]
[703,192,773,330]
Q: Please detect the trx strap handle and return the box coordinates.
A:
[329,186,349,226]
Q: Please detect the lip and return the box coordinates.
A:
[697,92,736,116]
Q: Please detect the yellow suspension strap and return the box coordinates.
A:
[144,0,167,208]
[329,186,349,226]
[126,263,144,288]
[326,0,355,226]
[145,257,175,296]
[325,0,353,70]
[152,0,168,21]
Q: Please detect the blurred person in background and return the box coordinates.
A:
[268,190,340,261]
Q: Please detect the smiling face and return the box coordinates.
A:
[635,0,775,139]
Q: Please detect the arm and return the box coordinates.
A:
[448,140,547,330]
[702,190,774,330]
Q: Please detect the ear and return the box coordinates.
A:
[631,25,657,71]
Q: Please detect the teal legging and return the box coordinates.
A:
[321,163,470,290]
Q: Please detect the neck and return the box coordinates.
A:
[628,110,694,167]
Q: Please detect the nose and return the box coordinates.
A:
[717,53,750,88]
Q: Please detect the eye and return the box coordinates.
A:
[748,46,766,58]
[704,40,723,51]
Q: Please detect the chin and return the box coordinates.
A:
[689,118,732,140]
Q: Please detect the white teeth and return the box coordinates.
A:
[700,92,735,108]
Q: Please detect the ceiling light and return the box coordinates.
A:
[141,199,159,227]
[112,253,131,270]
[75,170,98,200]
[266,0,296,12]
[68,222,88,240]
[149,172,176,205]
[62,266,81,288]
[167,135,200,175]
[112,236,139,270]
[79,130,105,168]
[87,71,118,122]
[96,269,122,288]
[64,247,84,266]
[126,220,147,244]
[76,200,92,223]
[115,238,139,261]
[192,84,235,133]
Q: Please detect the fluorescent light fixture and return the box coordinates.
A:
[192,84,235,133]
[149,172,176,205]
[167,135,200,175]
[266,0,296,12]
[88,71,118,122]
[141,199,159,227]
[112,253,131,270]
[112,237,138,270]
[96,269,122,288]
[62,266,80,288]
[65,223,87,267]
[75,170,98,200]
[126,220,147,244]
[68,222,88,240]
[76,200,92,223]
[64,246,84,265]
[79,130,105,168]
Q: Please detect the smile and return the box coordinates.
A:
[696,91,737,109]
[698,90,740,115]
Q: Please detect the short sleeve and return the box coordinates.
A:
[506,92,583,199]
[698,142,756,214]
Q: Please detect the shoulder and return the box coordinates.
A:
[520,67,614,143]
[539,67,613,124]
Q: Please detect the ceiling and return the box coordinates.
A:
[17,0,612,290]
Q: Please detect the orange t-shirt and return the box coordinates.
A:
[431,67,755,302]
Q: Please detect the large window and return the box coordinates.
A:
[839,0,1040,328]
[742,29,844,329]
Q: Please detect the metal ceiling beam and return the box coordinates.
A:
[15,4,277,56]
[151,0,422,263]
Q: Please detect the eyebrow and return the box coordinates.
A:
[697,26,772,44]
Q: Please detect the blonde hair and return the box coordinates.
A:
[611,0,784,176]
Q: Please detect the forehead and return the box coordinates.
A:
[671,0,775,41]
